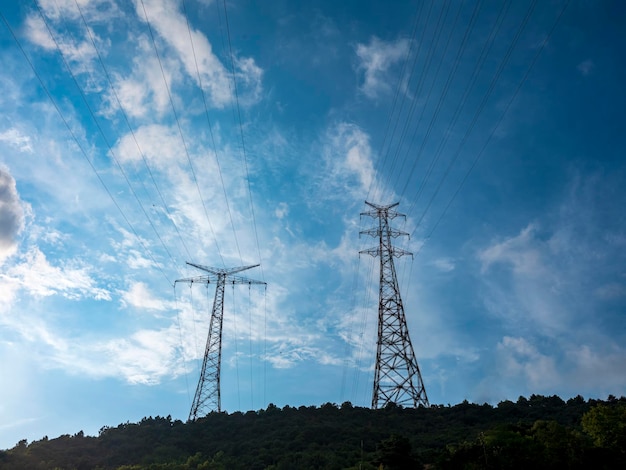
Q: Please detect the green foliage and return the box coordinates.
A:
[374,434,420,469]
[439,421,587,469]
[3,395,626,469]
[582,403,626,452]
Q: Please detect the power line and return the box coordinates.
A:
[397,0,483,203]
[407,0,512,230]
[370,0,447,203]
[221,0,265,281]
[139,0,225,267]
[406,0,538,231]
[389,0,465,203]
[173,285,192,409]
[73,0,193,263]
[365,0,430,203]
[181,0,243,265]
[34,1,181,279]
[411,0,570,245]
[0,9,172,286]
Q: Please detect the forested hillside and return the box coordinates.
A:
[2,395,625,469]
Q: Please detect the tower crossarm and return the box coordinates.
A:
[360,201,405,221]
[174,274,219,285]
[359,247,413,259]
[186,261,261,276]
[175,275,266,286]
[360,227,410,239]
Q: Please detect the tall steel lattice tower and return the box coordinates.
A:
[175,262,265,420]
[360,201,429,409]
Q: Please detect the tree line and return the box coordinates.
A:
[1,394,625,469]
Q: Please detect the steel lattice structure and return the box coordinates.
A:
[175,262,265,420]
[360,201,429,409]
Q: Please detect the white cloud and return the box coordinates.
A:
[496,336,559,389]
[120,281,172,311]
[134,0,262,108]
[577,59,594,76]
[23,14,56,51]
[264,345,342,369]
[477,223,569,333]
[478,169,626,339]
[234,56,264,105]
[2,247,111,300]
[275,202,289,220]
[432,257,455,272]
[0,168,25,264]
[106,36,182,118]
[566,344,626,392]
[98,327,183,384]
[113,123,183,168]
[478,223,542,275]
[24,8,102,78]
[0,128,34,153]
[319,122,377,199]
[355,36,409,100]
[36,0,120,23]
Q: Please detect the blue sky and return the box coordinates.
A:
[1,0,625,449]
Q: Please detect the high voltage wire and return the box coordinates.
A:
[397,0,483,204]
[385,0,464,203]
[173,285,193,409]
[368,0,444,204]
[140,0,226,268]
[406,0,539,226]
[35,1,196,284]
[34,2,182,270]
[355,0,568,407]
[379,0,453,201]
[365,0,429,204]
[221,0,266,409]
[351,253,376,404]
[181,0,243,266]
[221,0,265,282]
[401,0,511,215]
[230,282,242,410]
[72,0,193,264]
[0,9,173,286]
[36,2,183,280]
[411,0,571,246]
[339,253,363,403]
[247,285,254,409]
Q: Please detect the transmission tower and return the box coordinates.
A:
[360,201,429,409]
[175,262,265,420]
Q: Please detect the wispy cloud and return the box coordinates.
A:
[577,59,594,76]
[318,122,377,200]
[355,36,409,100]
[133,0,262,108]
[496,336,559,389]
[478,222,568,333]
[120,281,173,312]
[105,36,182,119]
[432,257,455,272]
[2,246,111,301]
[24,6,103,79]
[475,168,626,398]
[0,128,33,154]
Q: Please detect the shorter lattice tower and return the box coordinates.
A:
[175,262,265,420]
[360,201,429,409]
